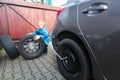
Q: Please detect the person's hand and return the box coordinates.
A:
[33,35,41,41]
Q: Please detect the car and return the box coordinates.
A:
[52,0,120,80]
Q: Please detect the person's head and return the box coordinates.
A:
[38,20,45,28]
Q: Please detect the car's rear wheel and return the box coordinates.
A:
[18,34,45,59]
[0,35,19,59]
[56,39,90,80]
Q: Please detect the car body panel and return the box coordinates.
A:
[78,0,120,80]
[53,18,105,80]
[52,0,120,80]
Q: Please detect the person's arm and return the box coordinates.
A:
[32,28,42,35]
[39,27,49,38]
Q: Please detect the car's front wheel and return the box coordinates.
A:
[56,39,91,80]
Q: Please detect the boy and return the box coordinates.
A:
[33,20,50,54]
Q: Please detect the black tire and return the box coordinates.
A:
[18,34,45,59]
[56,39,90,80]
[0,35,19,59]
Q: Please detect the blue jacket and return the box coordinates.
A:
[32,27,50,45]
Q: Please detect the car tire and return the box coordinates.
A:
[56,39,90,80]
[18,34,45,59]
[0,35,19,59]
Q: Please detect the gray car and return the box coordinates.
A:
[52,0,120,80]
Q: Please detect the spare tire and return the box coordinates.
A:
[18,34,46,59]
[0,35,19,59]
[56,39,91,80]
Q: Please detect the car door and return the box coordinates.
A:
[78,0,120,80]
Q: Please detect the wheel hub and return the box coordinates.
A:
[23,38,41,54]
[62,50,77,73]
[27,42,35,50]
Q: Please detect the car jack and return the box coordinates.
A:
[47,44,67,61]
[33,35,67,61]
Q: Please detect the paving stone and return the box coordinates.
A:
[23,73,34,80]
[43,72,55,80]
[48,52,55,57]
[22,67,30,74]
[40,67,49,74]
[51,78,57,80]
[5,63,12,68]
[40,58,48,64]
[0,72,3,76]
[46,54,56,61]
[0,66,4,72]
[46,57,57,65]
[51,63,59,70]
[20,60,28,65]
[51,56,57,61]
[32,72,44,80]
[13,73,24,80]
[48,66,58,74]
[0,72,3,80]
[13,64,21,68]
[36,62,44,69]
[40,77,46,80]
[44,62,53,68]
[4,68,12,73]
[27,60,34,64]
[29,78,35,80]
[20,62,27,65]
[4,73,13,80]
[17,78,25,80]
[21,63,28,69]
[13,68,22,73]
[13,59,19,64]
[20,59,26,62]
[31,68,39,74]
[53,72,64,80]
[6,59,13,64]
[33,59,41,64]
[4,78,13,80]
[0,77,3,80]
[29,64,36,68]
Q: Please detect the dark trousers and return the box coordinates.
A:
[43,45,47,53]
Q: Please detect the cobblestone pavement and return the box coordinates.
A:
[0,44,65,80]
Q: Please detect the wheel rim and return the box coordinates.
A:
[23,38,40,54]
[62,48,79,74]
